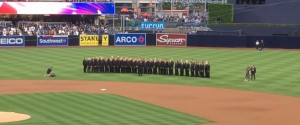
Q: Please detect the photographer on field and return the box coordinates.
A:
[45,67,56,77]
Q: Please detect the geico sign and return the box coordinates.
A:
[157,35,185,44]
[116,36,138,43]
[0,38,24,44]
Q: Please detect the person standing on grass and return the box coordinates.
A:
[190,61,195,77]
[251,65,256,81]
[180,60,184,76]
[245,65,251,81]
[175,60,179,76]
[83,58,87,73]
[137,60,143,76]
[185,60,190,76]
[200,61,205,78]
[205,61,210,78]
[256,40,260,50]
[260,40,264,50]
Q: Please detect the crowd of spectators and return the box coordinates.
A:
[130,12,208,27]
[0,21,22,36]
[0,21,111,36]
[0,12,210,36]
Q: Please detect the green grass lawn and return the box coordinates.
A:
[0,47,300,97]
[0,92,209,125]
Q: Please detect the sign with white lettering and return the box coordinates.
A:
[37,35,68,47]
[156,33,187,47]
[138,22,165,31]
[115,33,146,46]
[0,36,25,47]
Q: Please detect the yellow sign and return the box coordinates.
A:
[102,35,109,46]
[80,35,99,46]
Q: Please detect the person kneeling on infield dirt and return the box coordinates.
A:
[45,67,56,77]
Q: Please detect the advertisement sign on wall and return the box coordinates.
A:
[0,36,25,47]
[80,35,99,46]
[156,33,187,47]
[0,2,115,15]
[138,22,165,31]
[102,35,109,46]
[115,33,146,46]
[37,35,68,47]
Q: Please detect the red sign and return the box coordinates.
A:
[156,33,187,47]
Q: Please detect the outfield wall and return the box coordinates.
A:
[1,35,300,49]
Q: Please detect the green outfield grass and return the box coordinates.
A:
[0,92,209,125]
[0,47,300,97]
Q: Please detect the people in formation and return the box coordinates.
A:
[83,56,210,78]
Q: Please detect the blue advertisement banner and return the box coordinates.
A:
[0,36,25,47]
[37,35,68,46]
[138,22,165,31]
[115,33,146,46]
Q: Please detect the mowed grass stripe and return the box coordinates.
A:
[0,94,56,125]
[1,47,300,97]
[108,94,209,124]
[60,92,144,125]
[0,93,208,125]
[69,93,169,125]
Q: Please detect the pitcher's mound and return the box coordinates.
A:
[0,112,31,123]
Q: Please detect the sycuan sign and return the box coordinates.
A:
[156,33,187,47]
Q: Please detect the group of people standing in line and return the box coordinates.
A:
[82,56,211,78]
[256,40,265,51]
[245,65,256,81]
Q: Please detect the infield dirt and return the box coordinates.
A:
[1,80,300,125]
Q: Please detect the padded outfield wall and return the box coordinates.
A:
[1,34,300,49]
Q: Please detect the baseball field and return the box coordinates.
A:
[1,47,300,125]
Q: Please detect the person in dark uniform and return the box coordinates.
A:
[86,58,92,73]
[195,62,199,77]
[153,59,158,74]
[110,56,114,73]
[83,58,87,73]
[251,65,256,80]
[190,61,195,77]
[200,61,205,78]
[99,57,104,72]
[185,60,190,76]
[45,67,55,77]
[158,59,162,75]
[133,59,137,73]
[105,58,110,72]
[95,57,100,73]
[169,59,174,75]
[90,57,95,73]
[163,60,168,75]
[180,60,184,76]
[94,57,98,73]
[137,60,143,76]
[175,60,179,76]
[205,61,210,78]
[145,59,150,74]
[111,57,115,73]
[260,40,264,50]
[148,59,153,74]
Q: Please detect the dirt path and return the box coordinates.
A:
[1,80,300,125]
